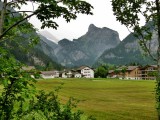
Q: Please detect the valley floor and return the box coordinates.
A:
[36,78,157,120]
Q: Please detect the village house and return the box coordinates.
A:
[125,66,140,80]
[40,70,59,79]
[108,65,157,80]
[108,70,116,78]
[59,71,67,78]
[58,66,94,78]
[108,66,128,79]
[77,66,94,78]
[139,65,157,80]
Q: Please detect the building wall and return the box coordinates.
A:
[62,73,67,78]
[74,73,82,78]
[139,66,157,80]
[54,71,60,78]
[67,71,72,78]
[41,74,55,79]
[125,68,141,80]
[81,67,94,78]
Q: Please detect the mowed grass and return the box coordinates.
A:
[36,78,157,120]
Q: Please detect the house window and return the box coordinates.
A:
[149,68,153,70]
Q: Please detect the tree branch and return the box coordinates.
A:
[0,0,65,40]
[156,0,160,62]
[0,4,53,40]
[138,31,157,61]
[0,13,36,40]
[9,11,34,13]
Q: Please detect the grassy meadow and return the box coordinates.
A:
[35,78,157,120]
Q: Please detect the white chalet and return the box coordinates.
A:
[77,66,94,78]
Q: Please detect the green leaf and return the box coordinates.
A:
[2,79,8,87]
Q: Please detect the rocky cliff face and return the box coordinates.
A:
[96,29,157,66]
[53,24,121,67]
[75,24,120,58]
[35,34,59,62]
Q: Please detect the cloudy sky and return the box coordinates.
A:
[27,0,130,41]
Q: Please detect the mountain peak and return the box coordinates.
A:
[88,24,98,31]
[88,24,117,33]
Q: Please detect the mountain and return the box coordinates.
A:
[95,27,157,66]
[36,33,59,61]
[74,24,120,59]
[54,24,120,67]
[2,32,63,70]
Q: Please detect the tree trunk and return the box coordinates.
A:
[156,25,160,120]
[156,46,160,120]
[156,0,160,119]
[0,0,7,36]
[157,57,160,120]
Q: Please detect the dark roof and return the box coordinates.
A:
[74,72,81,74]
[127,66,138,71]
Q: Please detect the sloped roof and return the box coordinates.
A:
[127,66,139,71]
[41,71,59,75]
[116,65,126,70]
[77,66,92,70]
[150,65,157,68]
[108,70,114,73]
[140,65,157,70]
[116,66,139,71]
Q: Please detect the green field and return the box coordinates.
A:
[36,78,157,120]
